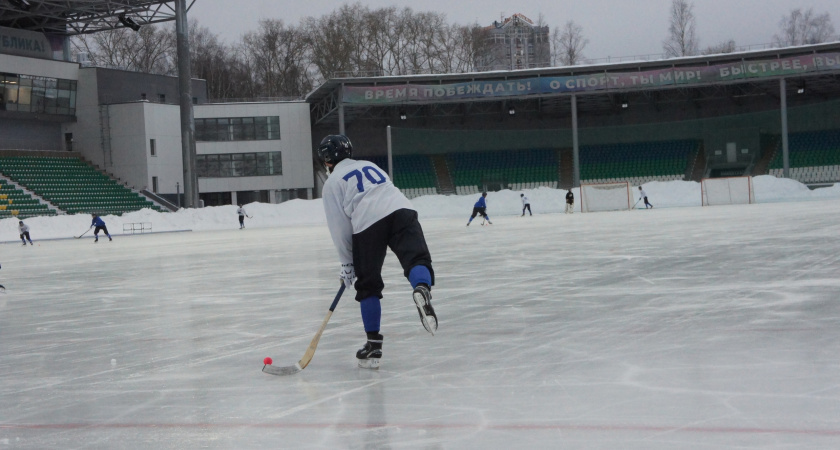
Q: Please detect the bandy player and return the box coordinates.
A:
[317,134,438,369]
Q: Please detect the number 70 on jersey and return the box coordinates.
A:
[343,166,387,192]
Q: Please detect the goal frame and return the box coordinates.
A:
[580,181,632,213]
[701,176,755,206]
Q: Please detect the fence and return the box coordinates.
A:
[123,222,152,234]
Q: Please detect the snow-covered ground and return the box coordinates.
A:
[2,175,840,449]
[4,175,839,241]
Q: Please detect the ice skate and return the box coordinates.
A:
[356,334,383,369]
[412,284,437,335]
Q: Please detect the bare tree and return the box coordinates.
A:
[363,6,401,75]
[241,19,313,98]
[532,13,552,68]
[178,22,252,100]
[773,8,836,47]
[303,3,370,79]
[74,4,584,99]
[663,0,699,58]
[465,24,496,72]
[435,22,475,74]
[72,25,175,74]
[399,10,441,74]
[417,11,452,74]
[552,20,588,66]
[702,39,736,55]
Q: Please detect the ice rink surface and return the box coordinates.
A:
[2,200,840,449]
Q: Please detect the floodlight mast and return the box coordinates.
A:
[175,0,198,208]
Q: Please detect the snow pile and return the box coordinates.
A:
[2,175,838,241]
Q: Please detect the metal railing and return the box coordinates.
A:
[205,96,304,104]
[0,141,66,152]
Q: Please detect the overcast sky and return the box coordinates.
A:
[188,0,837,62]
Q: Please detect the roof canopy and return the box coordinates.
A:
[0,1,191,35]
[307,42,840,127]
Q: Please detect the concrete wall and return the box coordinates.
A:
[67,68,102,164]
[143,104,184,195]
[94,67,207,105]
[0,53,78,80]
[103,102,184,194]
[196,102,314,193]
[0,117,63,150]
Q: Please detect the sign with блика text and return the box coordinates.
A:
[343,52,840,104]
[0,25,51,59]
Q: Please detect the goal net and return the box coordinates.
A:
[701,176,755,206]
[580,181,631,212]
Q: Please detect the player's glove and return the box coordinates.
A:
[340,263,356,288]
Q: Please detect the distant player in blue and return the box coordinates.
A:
[90,214,112,242]
[467,192,492,226]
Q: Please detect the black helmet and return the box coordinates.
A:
[317,135,353,166]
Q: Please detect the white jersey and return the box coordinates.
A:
[237,207,246,216]
[19,223,29,233]
[322,158,414,265]
[639,189,648,198]
[521,195,530,205]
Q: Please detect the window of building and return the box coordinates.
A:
[231,117,244,140]
[267,116,280,139]
[1,73,76,115]
[158,94,166,103]
[195,116,281,142]
[199,191,232,207]
[150,138,156,156]
[152,176,158,193]
[196,151,282,177]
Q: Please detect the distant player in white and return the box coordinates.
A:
[318,134,437,369]
[520,193,532,216]
[639,186,653,209]
[18,221,33,245]
[236,204,248,229]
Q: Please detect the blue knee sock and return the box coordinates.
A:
[359,296,381,333]
[408,265,432,289]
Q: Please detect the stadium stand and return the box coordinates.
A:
[767,129,840,184]
[579,140,698,185]
[0,156,164,215]
[448,148,558,194]
[0,179,57,219]
[370,155,439,199]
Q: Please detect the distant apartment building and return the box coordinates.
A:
[476,13,550,71]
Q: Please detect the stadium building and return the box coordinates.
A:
[307,42,840,199]
[2,3,839,217]
[0,2,313,218]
